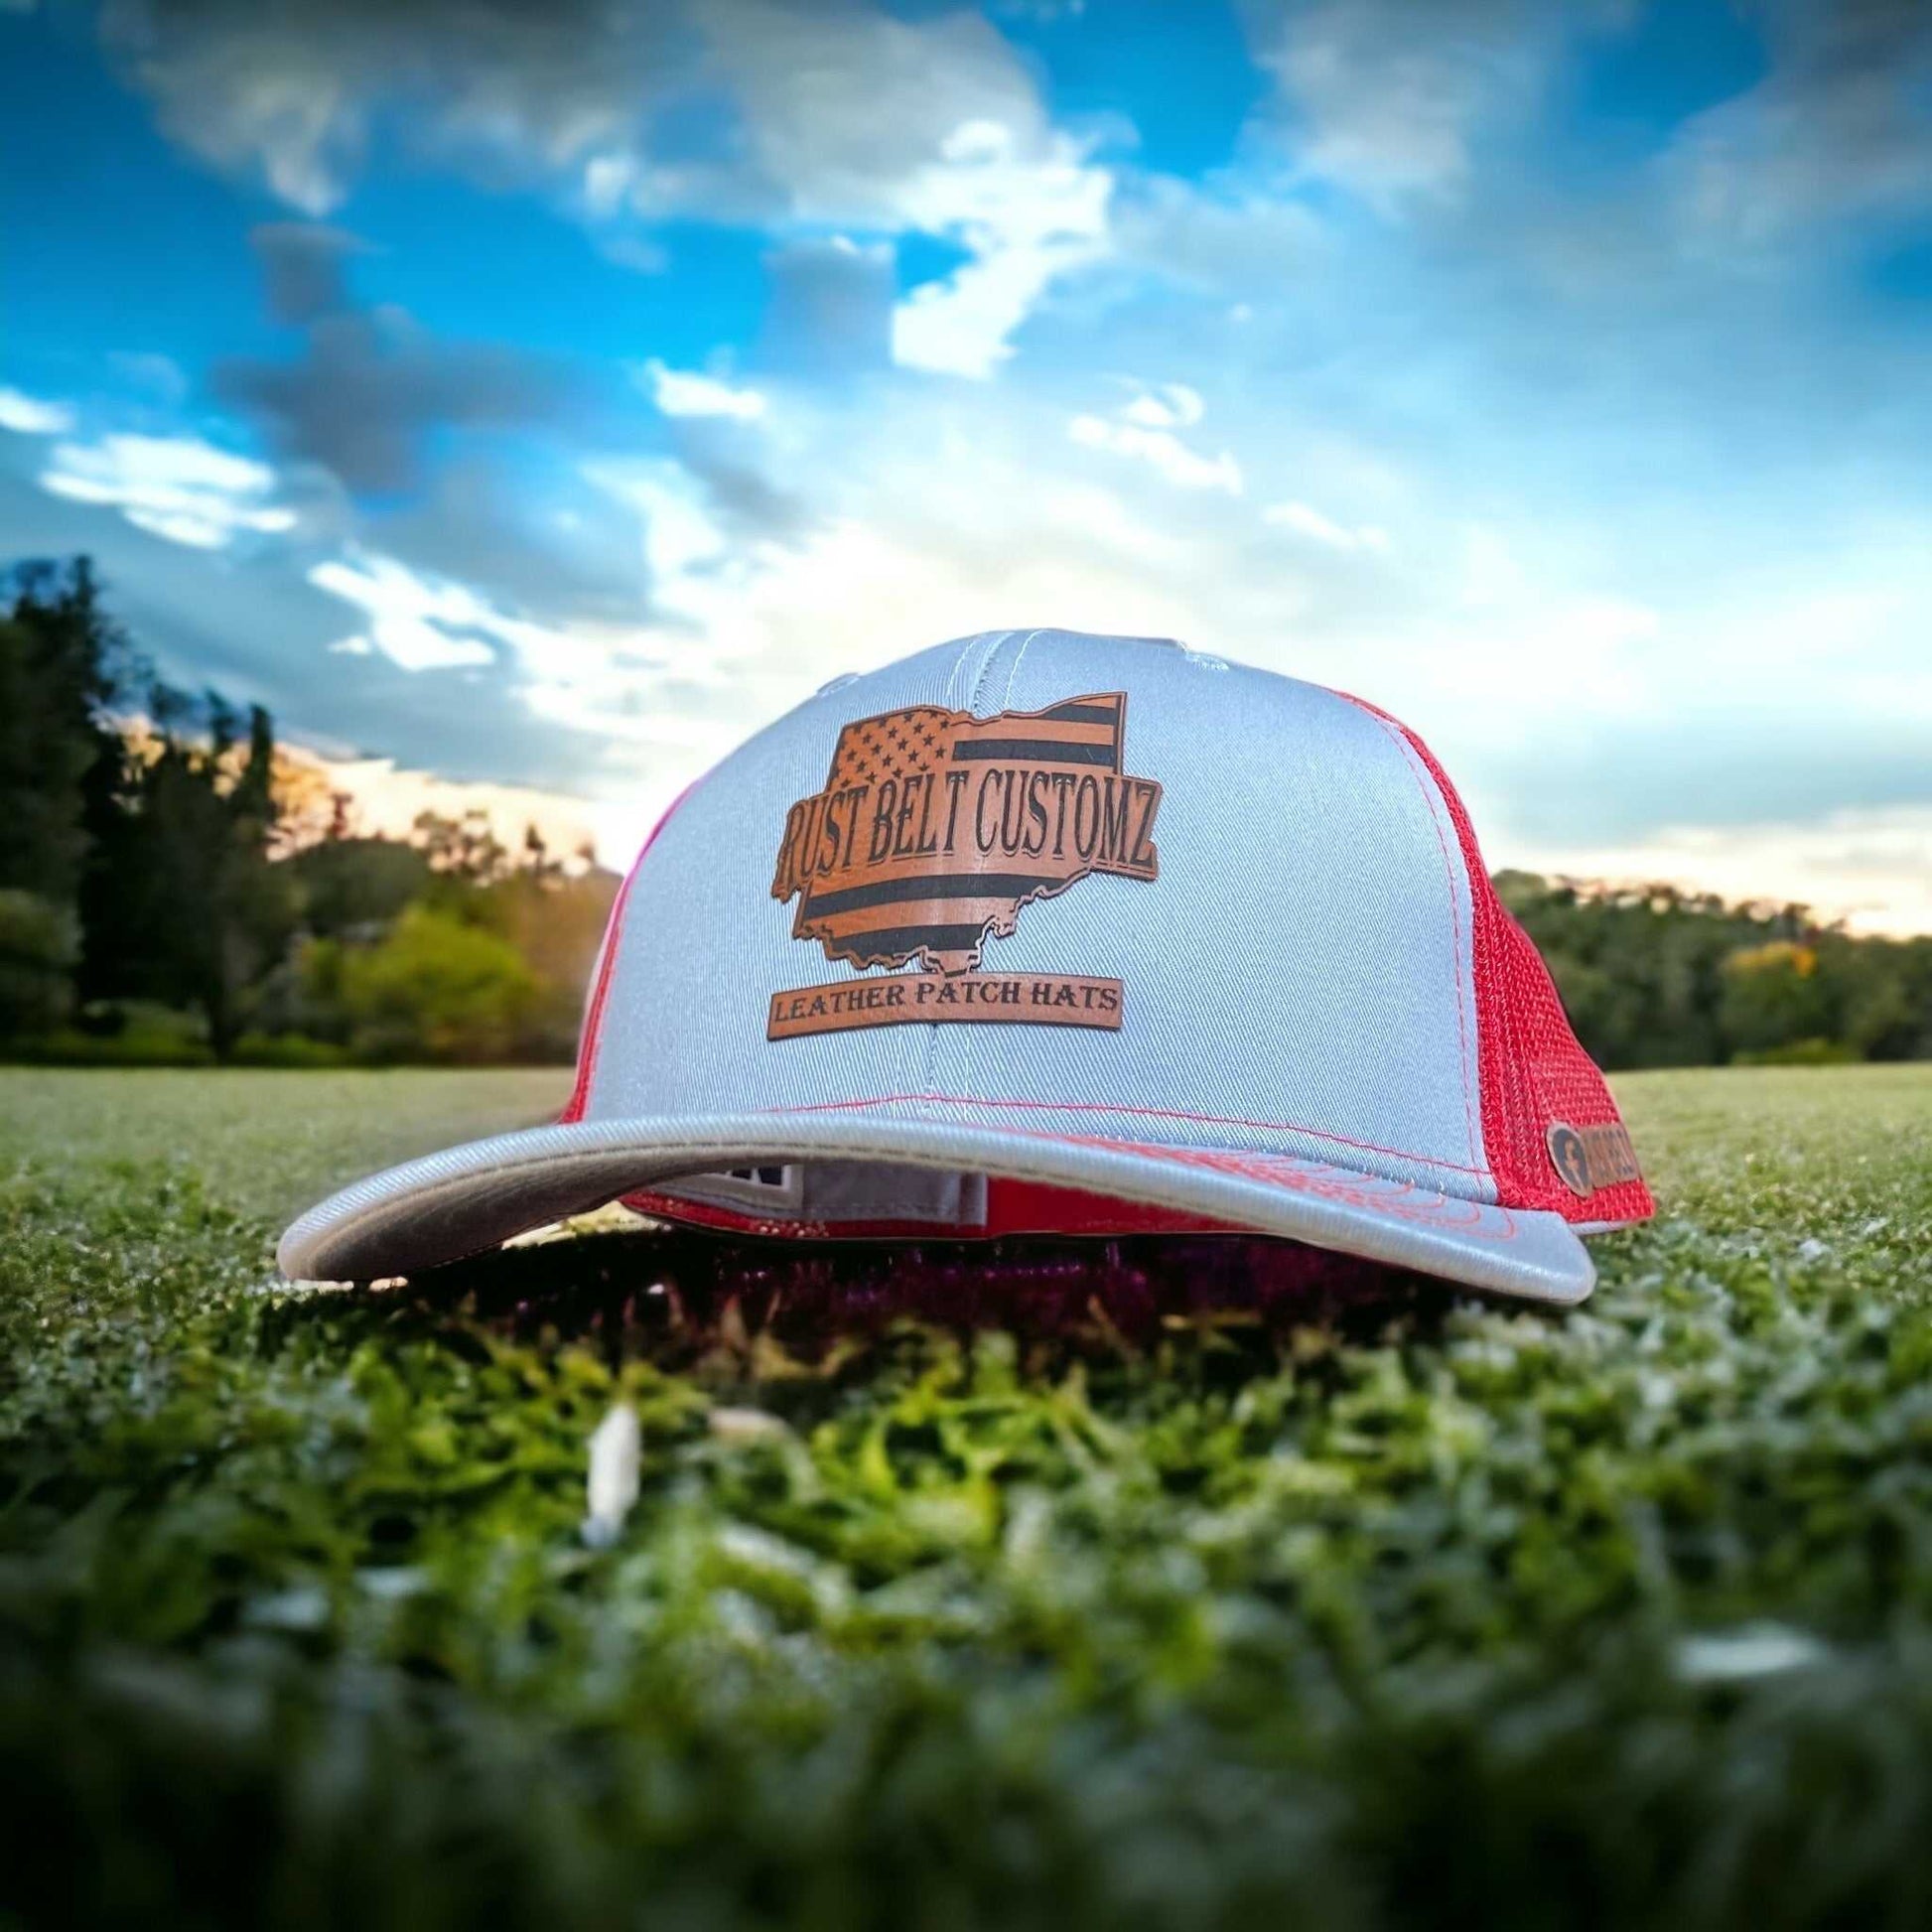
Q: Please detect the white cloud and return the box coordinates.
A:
[1245,0,1544,209]
[309,541,660,697]
[28,337,1905,933]
[39,433,295,549]
[1663,5,1932,253]
[1111,173,1326,295]
[1264,499,1391,554]
[700,0,1114,378]
[1458,522,1529,608]
[308,551,505,671]
[34,0,1932,926]
[1121,383,1204,430]
[584,458,734,608]
[101,0,1115,384]
[557,388,1932,908]
[1036,481,1187,567]
[639,358,767,421]
[0,387,76,436]
[312,515,746,799]
[1068,411,1242,494]
[887,119,1112,378]
[1390,585,1664,735]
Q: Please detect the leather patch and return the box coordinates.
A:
[767,691,1160,1037]
[1546,1120,1642,1197]
[768,973,1123,1040]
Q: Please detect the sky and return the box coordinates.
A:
[2,0,1929,930]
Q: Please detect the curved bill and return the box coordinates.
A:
[278,1112,1597,1305]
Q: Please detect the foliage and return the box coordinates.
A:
[282,835,435,939]
[468,859,620,1058]
[331,903,542,1063]
[85,694,301,1056]
[0,558,123,912]
[1720,941,1829,1055]
[0,889,79,1038]
[228,1031,358,1069]
[0,559,616,1065]
[24,1014,215,1066]
[1,558,299,1058]
[1732,1037,1860,1068]
[1,562,1924,1073]
[1500,872,1932,1070]
[0,1065,1929,1927]
[270,824,616,1062]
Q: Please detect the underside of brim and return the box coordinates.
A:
[276,1114,1597,1306]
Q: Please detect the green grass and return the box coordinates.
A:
[1,1064,1930,1930]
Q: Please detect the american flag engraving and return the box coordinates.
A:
[769,690,1163,985]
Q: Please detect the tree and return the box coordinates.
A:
[1718,940,1835,1059]
[285,836,435,940]
[411,809,515,887]
[0,890,78,1040]
[472,861,620,1058]
[1818,933,1932,1062]
[86,692,301,1057]
[1496,873,1846,1070]
[0,558,126,912]
[335,904,539,1062]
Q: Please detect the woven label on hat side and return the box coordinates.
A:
[1546,1120,1642,1197]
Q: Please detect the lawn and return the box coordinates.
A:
[2,1064,1930,1929]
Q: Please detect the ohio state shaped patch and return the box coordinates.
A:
[767,691,1162,1039]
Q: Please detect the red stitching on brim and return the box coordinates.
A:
[758,1091,1489,1178]
[1054,1135,1520,1240]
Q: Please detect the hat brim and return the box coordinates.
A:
[277,1111,1599,1306]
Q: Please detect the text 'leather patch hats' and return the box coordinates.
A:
[280,628,1654,1305]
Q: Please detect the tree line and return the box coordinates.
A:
[0,558,616,1066]
[1,558,1926,1071]
[1498,872,1931,1070]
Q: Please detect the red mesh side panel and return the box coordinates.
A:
[1342,698,1654,1226]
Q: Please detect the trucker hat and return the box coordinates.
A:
[279,627,1652,1304]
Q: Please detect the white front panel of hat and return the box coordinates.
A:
[586,629,1494,1201]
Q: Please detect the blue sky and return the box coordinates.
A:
[3,0,1929,927]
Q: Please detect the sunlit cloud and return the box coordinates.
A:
[639,359,768,422]
[1511,806,1932,939]
[1264,499,1392,554]
[8,0,1930,928]
[1067,401,1242,494]
[96,0,1113,383]
[889,119,1113,378]
[0,387,76,435]
[1243,0,1549,210]
[40,433,295,549]
[308,551,505,671]
[1068,417,1241,494]
[1121,384,1205,431]
[280,739,601,858]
